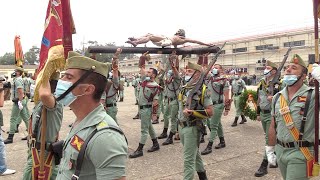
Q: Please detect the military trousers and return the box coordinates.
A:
[179,125,205,180]
[22,150,58,180]
[157,92,164,117]
[106,106,118,123]
[233,95,242,116]
[163,98,178,133]
[207,103,224,142]
[119,90,124,99]
[163,97,170,128]
[134,88,139,102]
[260,111,271,160]
[275,145,310,180]
[9,101,29,134]
[139,108,157,144]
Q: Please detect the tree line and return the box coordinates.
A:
[0,41,134,65]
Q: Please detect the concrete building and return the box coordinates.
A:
[119,27,317,76]
[0,65,37,80]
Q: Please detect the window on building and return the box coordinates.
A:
[128,64,132,66]
[255,44,273,50]
[232,47,247,53]
[284,40,305,47]
[148,62,153,64]
[134,63,138,66]
[220,50,226,54]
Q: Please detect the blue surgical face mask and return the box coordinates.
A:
[55,80,77,107]
[212,68,218,75]
[264,69,271,77]
[283,75,299,86]
[167,70,173,77]
[185,75,191,82]
[145,76,151,81]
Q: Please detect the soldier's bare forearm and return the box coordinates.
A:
[39,80,55,108]
[268,118,276,146]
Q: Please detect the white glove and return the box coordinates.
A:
[18,101,23,110]
[311,63,320,82]
[265,146,277,166]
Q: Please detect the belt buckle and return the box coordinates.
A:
[285,122,294,130]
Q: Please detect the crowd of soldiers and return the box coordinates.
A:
[1,45,320,180]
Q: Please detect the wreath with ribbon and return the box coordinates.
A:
[239,90,258,120]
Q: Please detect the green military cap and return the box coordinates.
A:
[290,54,307,69]
[66,51,111,79]
[266,60,277,69]
[187,61,202,71]
[15,67,24,72]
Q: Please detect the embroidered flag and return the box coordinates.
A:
[70,135,84,151]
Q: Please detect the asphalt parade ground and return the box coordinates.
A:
[1,86,319,180]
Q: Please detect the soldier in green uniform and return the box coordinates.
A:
[201,64,230,155]
[230,73,247,127]
[104,50,121,123]
[268,54,318,180]
[158,54,181,145]
[4,67,30,144]
[254,60,279,177]
[178,62,213,180]
[56,51,128,179]
[22,72,62,180]
[154,68,165,124]
[119,75,126,102]
[132,74,141,119]
[129,54,161,158]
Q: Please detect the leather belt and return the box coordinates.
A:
[34,141,52,151]
[234,93,242,96]
[277,139,313,148]
[212,100,223,105]
[139,105,152,109]
[261,110,271,114]
[179,121,197,128]
[106,103,117,107]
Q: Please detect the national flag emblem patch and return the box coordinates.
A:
[297,96,307,102]
[70,135,84,151]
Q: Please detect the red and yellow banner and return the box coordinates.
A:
[14,35,24,67]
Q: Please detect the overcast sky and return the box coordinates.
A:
[0,0,315,56]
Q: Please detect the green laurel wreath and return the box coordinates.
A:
[239,90,258,120]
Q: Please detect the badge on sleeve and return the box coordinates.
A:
[297,96,307,102]
[70,135,84,151]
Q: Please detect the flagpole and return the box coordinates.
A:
[313,0,319,170]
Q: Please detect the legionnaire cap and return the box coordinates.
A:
[14,67,24,72]
[290,54,307,69]
[187,62,202,72]
[66,51,111,79]
[266,60,277,69]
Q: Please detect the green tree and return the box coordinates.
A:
[24,46,40,65]
[0,52,15,65]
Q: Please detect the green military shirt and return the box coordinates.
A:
[23,77,31,93]
[119,77,125,86]
[257,78,273,110]
[12,76,24,99]
[272,84,316,143]
[57,104,128,180]
[178,84,213,122]
[231,79,246,94]
[165,74,181,99]
[31,101,63,143]
[106,78,119,104]
[138,76,159,106]
[207,74,230,103]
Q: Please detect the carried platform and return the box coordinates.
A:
[88,46,220,55]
